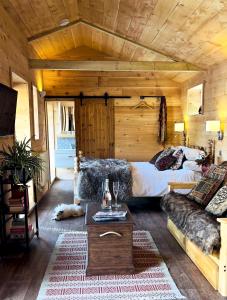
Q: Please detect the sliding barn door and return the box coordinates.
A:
[76,99,114,158]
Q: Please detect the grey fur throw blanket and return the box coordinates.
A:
[75,158,132,202]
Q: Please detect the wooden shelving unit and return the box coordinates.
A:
[0,168,39,252]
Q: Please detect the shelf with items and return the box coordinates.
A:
[0,168,39,252]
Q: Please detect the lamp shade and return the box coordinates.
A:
[206,120,220,132]
[174,122,185,132]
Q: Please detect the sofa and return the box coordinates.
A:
[161,172,227,297]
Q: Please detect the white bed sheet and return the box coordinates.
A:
[131,162,201,197]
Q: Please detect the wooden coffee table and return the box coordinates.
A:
[85,202,134,276]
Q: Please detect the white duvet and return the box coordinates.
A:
[131,162,201,197]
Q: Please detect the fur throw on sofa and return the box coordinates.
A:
[161,192,220,254]
[75,158,132,202]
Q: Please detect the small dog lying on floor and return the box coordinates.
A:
[53,203,84,221]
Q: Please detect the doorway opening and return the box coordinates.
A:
[46,100,76,183]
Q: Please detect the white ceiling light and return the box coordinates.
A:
[59,19,70,27]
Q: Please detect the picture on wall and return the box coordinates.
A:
[187,83,204,115]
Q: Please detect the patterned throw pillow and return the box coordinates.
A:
[155,149,177,171]
[187,177,223,206]
[206,165,227,181]
[205,186,227,216]
[171,149,185,170]
[155,148,173,163]
[155,155,177,171]
[149,150,163,164]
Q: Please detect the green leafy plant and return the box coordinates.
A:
[0,138,44,188]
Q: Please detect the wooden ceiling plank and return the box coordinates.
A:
[139,0,180,45]
[29,0,55,31]
[62,0,79,21]
[80,23,93,48]
[29,59,202,72]
[150,0,205,50]
[80,20,177,62]
[150,0,225,66]
[71,24,82,49]
[9,0,43,36]
[1,0,31,36]
[77,0,91,20]
[45,0,71,26]
[103,0,120,30]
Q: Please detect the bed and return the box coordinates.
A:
[74,144,214,203]
[131,162,201,197]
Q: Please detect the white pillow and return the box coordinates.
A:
[183,160,202,172]
[171,146,206,160]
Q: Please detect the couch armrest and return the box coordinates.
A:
[217,218,227,296]
[217,218,227,224]
[168,181,197,191]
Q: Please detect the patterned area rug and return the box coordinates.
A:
[37,231,185,300]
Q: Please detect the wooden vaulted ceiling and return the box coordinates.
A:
[2,0,227,70]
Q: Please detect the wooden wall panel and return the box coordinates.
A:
[181,62,227,163]
[43,69,182,161]
[0,5,47,152]
[0,5,48,199]
[115,98,182,161]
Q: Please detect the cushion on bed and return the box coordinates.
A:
[171,149,185,170]
[187,177,223,206]
[161,192,220,254]
[155,154,177,171]
[205,185,227,216]
[182,147,206,161]
[149,150,163,164]
[205,165,227,181]
[182,160,202,172]
[155,148,176,171]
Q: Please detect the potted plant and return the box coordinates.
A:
[0,138,44,190]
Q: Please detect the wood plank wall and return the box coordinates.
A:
[0,5,46,153]
[182,62,227,163]
[43,70,183,161]
[0,5,48,200]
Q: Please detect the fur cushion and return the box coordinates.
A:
[187,177,223,206]
[53,204,84,221]
[76,158,132,202]
[205,185,227,216]
[149,150,163,164]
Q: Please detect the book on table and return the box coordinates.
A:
[93,210,127,222]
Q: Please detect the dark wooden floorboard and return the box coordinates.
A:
[0,179,225,300]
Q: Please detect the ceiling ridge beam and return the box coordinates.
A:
[29,60,203,72]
